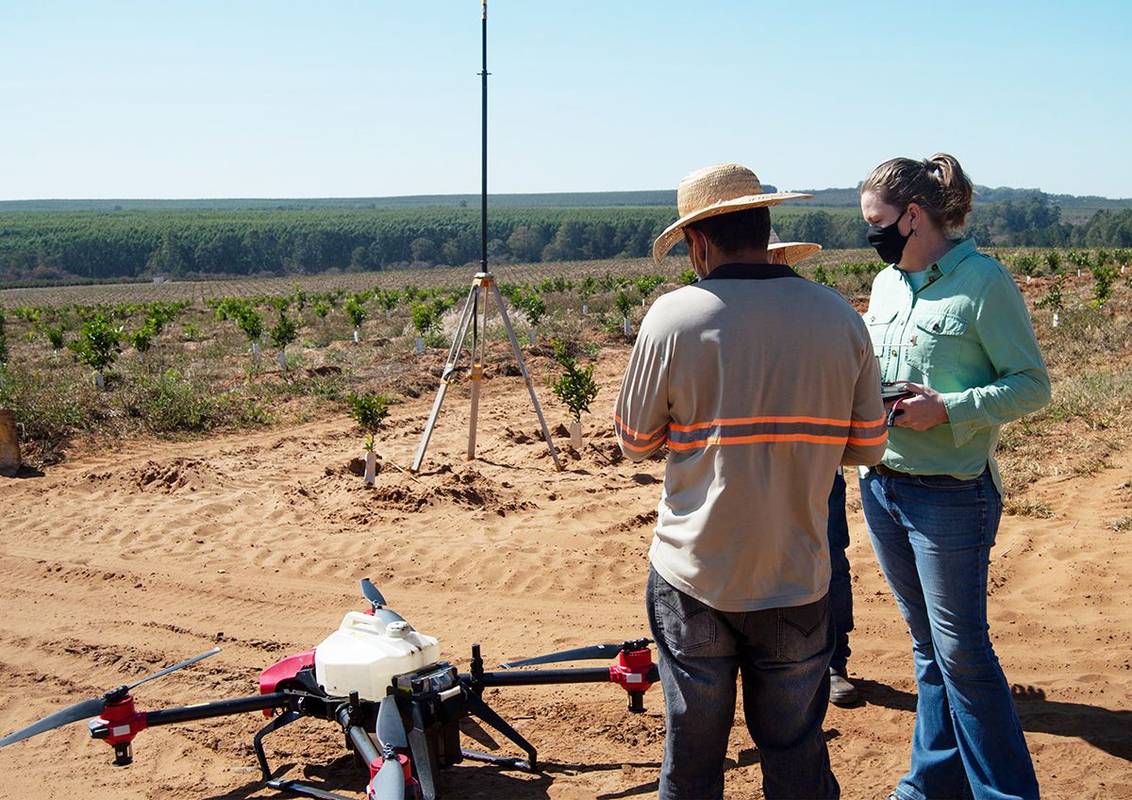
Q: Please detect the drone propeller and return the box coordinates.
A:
[361,578,387,608]
[370,697,409,800]
[500,638,651,669]
[0,646,221,749]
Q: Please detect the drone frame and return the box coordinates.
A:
[74,630,658,800]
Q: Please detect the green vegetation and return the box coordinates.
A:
[614,290,633,320]
[344,294,367,333]
[3,190,1129,287]
[0,246,1128,500]
[411,302,438,338]
[1091,263,1119,306]
[349,392,390,446]
[121,368,270,433]
[269,312,299,368]
[129,319,157,354]
[68,312,122,381]
[550,339,599,423]
[234,305,264,356]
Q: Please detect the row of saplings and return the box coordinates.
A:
[0,271,676,387]
[346,338,599,486]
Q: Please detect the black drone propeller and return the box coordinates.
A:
[500,638,652,669]
[0,647,222,748]
[361,578,387,608]
[370,695,409,800]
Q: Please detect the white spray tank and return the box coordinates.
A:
[314,589,440,701]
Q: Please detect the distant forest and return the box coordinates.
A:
[1,189,1129,285]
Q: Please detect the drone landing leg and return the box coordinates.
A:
[253,709,301,782]
[462,690,537,770]
[264,780,352,800]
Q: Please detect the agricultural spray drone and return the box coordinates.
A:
[0,579,659,800]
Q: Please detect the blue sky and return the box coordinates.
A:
[1,0,1129,200]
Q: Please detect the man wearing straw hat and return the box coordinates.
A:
[615,163,887,799]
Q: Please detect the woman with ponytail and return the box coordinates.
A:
[858,154,1049,800]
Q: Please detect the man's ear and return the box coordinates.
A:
[687,228,706,272]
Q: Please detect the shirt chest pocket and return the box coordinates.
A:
[906,312,969,375]
[865,310,899,361]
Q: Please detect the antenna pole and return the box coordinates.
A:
[410,2,562,473]
[480,0,488,272]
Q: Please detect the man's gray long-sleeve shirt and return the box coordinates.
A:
[615,266,886,612]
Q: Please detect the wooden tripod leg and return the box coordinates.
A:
[467,283,485,460]
[411,281,479,472]
[489,281,563,471]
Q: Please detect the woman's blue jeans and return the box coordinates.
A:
[859,468,1039,800]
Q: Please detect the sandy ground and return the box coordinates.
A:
[0,347,1129,800]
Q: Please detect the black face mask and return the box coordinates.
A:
[866,208,909,265]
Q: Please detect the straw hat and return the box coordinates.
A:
[652,163,814,262]
[769,241,822,265]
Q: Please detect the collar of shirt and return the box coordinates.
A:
[889,236,979,293]
[701,262,799,281]
[934,236,979,276]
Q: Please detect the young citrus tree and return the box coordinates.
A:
[634,274,665,305]
[377,289,400,318]
[42,323,65,354]
[410,302,437,353]
[69,312,122,388]
[345,294,367,342]
[270,312,299,370]
[235,306,264,367]
[348,392,391,485]
[129,318,158,359]
[615,289,635,336]
[550,339,599,448]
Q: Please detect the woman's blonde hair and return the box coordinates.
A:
[861,153,974,238]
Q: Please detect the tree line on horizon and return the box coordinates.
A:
[1,198,1129,285]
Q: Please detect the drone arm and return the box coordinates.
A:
[88,691,292,766]
[142,691,291,727]
[468,645,660,713]
[472,666,613,687]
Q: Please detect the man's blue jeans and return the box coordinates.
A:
[827,469,853,673]
[646,567,840,800]
[860,468,1039,800]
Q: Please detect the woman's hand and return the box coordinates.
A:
[887,383,950,431]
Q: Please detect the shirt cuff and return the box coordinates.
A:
[940,390,980,447]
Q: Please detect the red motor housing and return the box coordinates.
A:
[367,753,414,799]
[609,646,657,712]
[90,693,148,766]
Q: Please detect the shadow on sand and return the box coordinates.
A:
[855,678,1131,762]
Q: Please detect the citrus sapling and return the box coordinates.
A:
[348,392,390,485]
[270,312,299,371]
[69,312,122,389]
[550,338,599,449]
[345,295,367,343]
[615,290,634,336]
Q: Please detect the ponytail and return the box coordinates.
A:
[861,153,974,237]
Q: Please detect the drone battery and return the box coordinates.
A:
[394,662,467,770]
[394,662,459,695]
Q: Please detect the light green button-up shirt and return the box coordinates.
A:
[863,237,1051,493]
